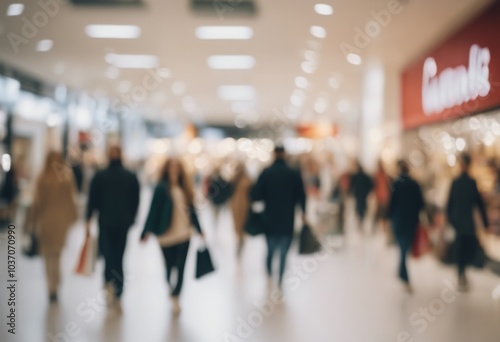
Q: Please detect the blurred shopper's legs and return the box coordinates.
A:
[44,252,61,301]
[101,226,128,298]
[396,235,412,286]
[456,235,476,290]
[161,240,190,297]
[266,235,293,287]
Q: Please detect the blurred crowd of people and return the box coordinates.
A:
[1,140,499,314]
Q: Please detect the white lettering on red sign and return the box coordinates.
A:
[422,44,491,115]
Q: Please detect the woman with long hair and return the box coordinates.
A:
[26,151,78,302]
[141,157,204,314]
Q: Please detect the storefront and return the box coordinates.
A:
[401,1,500,265]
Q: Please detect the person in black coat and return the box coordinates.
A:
[446,154,489,291]
[349,161,374,228]
[85,146,140,308]
[388,160,424,292]
[251,145,307,287]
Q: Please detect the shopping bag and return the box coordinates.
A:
[75,234,97,276]
[412,225,431,258]
[195,246,215,279]
[244,209,266,236]
[22,233,39,258]
[299,224,321,255]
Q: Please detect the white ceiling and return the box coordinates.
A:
[0,0,494,126]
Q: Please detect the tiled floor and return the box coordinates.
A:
[1,191,500,342]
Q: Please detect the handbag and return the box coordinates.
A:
[196,246,215,279]
[299,224,321,254]
[412,225,431,258]
[75,234,97,276]
[244,209,266,236]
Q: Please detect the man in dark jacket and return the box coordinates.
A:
[86,146,140,308]
[447,154,489,291]
[350,161,373,228]
[251,145,307,288]
[388,160,424,292]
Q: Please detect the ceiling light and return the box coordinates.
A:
[36,40,53,52]
[301,61,316,74]
[207,55,255,70]
[347,53,362,65]
[85,25,141,39]
[314,4,333,15]
[218,85,255,101]
[196,26,253,40]
[172,81,186,96]
[290,89,306,107]
[7,3,24,16]
[310,26,326,39]
[295,76,308,89]
[329,75,341,89]
[105,53,158,69]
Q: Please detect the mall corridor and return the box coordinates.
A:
[1,194,500,342]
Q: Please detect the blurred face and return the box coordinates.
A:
[169,159,180,183]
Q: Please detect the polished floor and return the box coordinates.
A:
[1,192,500,342]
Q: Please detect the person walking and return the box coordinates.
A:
[26,151,78,302]
[141,157,204,314]
[85,146,140,310]
[373,160,391,234]
[251,145,307,288]
[350,161,373,229]
[230,162,252,257]
[446,154,489,291]
[388,160,424,293]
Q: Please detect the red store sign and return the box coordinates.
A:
[401,1,500,130]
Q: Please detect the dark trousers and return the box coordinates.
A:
[101,226,128,298]
[395,234,413,284]
[355,199,368,221]
[161,240,190,297]
[456,235,477,277]
[265,234,293,285]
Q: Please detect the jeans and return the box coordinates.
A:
[265,234,293,285]
[161,240,190,297]
[456,235,477,277]
[101,226,129,298]
[396,234,413,284]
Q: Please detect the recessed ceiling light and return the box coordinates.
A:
[7,3,24,16]
[36,40,53,52]
[172,81,186,96]
[329,75,341,89]
[196,26,253,40]
[208,55,255,70]
[314,4,333,15]
[218,85,255,101]
[231,101,255,114]
[290,89,306,107]
[105,53,158,69]
[295,76,308,89]
[301,61,316,74]
[310,26,327,39]
[85,25,141,39]
[347,53,362,65]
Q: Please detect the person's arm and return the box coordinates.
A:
[446,181,455,223]
[387,181,397,219]
[250,171,266,201]
[85,173,100,235]
[189,205,203,235]
[131,174,140,223]
[141,184,163,240]
[474,180,489,229]
[297,170,307,214]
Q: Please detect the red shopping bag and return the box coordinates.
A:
[412,225,431,258]
[75,234,96,276]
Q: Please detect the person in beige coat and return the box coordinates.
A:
[230,162,252,257]
[27,151,78,302]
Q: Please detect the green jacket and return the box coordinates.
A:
[141,181,202,239]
